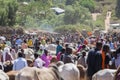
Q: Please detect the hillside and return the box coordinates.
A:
[95,0,119,23]
[0,0,119,33]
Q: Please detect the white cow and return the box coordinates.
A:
[0,70,9,80]
[15,66,62,80]
[92,69,116,80]
[58,63,80,80]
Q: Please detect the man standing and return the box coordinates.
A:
[13,51,28,71]
[56,40,62,56]
[87,41,103,80]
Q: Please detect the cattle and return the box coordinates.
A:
[58,63,80,80]
[92,69,116,80]
[0,70,9,80]
[77,64,86,80]
[7,71,18,80]
[15,66,62,80]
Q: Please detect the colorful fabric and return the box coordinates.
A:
[27,39,33,47]
[56,45,62,55]
[102,51,105,69]
[41,54,51,67]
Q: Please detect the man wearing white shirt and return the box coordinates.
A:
[34,53,45,68]
[13,52,28,71]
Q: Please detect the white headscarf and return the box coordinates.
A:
[3,47,13,62]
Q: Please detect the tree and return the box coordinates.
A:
[8,0,18,26]
[64,5,92,25]
[80,0,96,12]
[116,0,120,18]
[65,0,75,5]
[0,0,18,26]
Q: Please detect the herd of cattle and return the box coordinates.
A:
[0,61,117,80]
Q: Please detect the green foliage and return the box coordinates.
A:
[115,0,120,18]
[54,25,80,33]
[64,5,92,25]
[65,0,75,5]
[54,24,92,33]
[80,0,96,12]
[93,19,104,30]
[0,0,18,26]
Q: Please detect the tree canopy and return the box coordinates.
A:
[0,0,18,26]
[116,0,120,18]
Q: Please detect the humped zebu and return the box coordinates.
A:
[58,63,80,80]
[15,66,63,80]
[92,69,116,80]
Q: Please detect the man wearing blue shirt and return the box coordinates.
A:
[13,51,28,71]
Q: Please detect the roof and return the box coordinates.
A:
[51,7,65,14]
[110,23,120,27]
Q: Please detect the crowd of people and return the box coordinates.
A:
[0,31,120,80]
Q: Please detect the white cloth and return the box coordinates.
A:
[34,57,45,68]
[13,57,28,71]
[3,47,13,62]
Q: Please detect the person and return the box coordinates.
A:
[1,47,13,63]
[0,47,3,62]
[34,39,40,51]
[87,41,103,80]
[21,40,28,49]
[101,44,111,69]
[27,38,33,48]
[56,40,62,56]
[34,53,45,68]
[13,51,28,71]
[57,48,65,61]
[115,47,120,68]
[77,50,87,68]
[41,49,51,67]
[62,47,73,64]
[15,37,23,47]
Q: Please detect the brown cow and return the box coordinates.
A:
[77,64,86,80]
[7,71,18,80]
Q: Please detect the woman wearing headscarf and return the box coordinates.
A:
[1,47,13,63]
[41,49,51,67]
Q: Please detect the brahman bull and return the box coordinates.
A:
[92,69,116,80]
[58,63,80,80]
[15,66,63,80]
